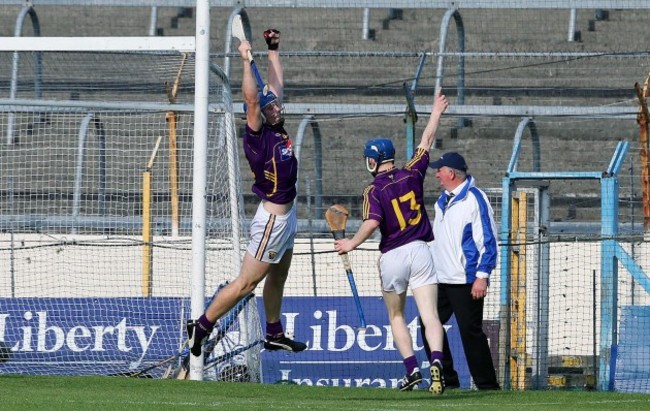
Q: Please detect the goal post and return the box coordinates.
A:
[190,0,211,380]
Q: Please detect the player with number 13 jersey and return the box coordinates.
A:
[334,91,448,394]
[363,147,433,254]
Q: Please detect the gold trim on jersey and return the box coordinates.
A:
[362,185,373,220]
[264,142,281,197]
[405,147,426,169]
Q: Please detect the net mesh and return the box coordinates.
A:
[0,50,261,381]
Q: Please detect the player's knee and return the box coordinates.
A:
[240,280,259,295]
[267,268,289,284]
[231,276,259,296]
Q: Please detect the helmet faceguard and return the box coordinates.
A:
[365,156,378,175]
[260,94,284,126]
[363,138,395,176]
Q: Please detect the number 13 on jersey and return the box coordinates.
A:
[390,190,422,231]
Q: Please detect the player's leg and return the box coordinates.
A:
[412,286,444,394]
[437,284,461,388]
[207,253,269,321]
[188,201,276,357]
[263,248,307,352]
[263,248,291,323]
[383,289,422,391]
[188,252,270,356]
[413,285,443,351]
[380,245,422,391]
[260,204,306,352]
[409,242,444,394]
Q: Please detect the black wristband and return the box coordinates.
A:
[264,29,280,51]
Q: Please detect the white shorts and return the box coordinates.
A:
[379,240,436,294]
[247,202,297,263]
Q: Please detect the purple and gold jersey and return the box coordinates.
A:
[362,148,433,253]
[243,124,298,204]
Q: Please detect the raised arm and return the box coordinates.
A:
[417,90,449,152]
[239,40,262,131]
[264,28,284,102]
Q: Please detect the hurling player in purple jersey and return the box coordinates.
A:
[188,28,306,357]
[335,91,449,394]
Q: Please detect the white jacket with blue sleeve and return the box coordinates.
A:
[430,176,498,284]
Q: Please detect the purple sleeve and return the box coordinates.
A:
[404,148,430,181]
[362,185,383,222]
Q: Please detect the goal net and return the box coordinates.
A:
[0,46,262,381]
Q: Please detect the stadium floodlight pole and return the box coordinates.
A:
[189,0,210,381]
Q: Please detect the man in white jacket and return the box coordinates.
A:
[420,152,500,390]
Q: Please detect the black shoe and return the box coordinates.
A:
[444,376,460,389]
[477,384,501,391]
[429,360,444,395]
[397,368,423,391]
[264,334,307,352]
[187,319,212,357]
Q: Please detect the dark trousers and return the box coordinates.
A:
[421,283,500,390]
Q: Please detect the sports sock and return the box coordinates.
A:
[189,314,215,356]
[195,314,215,340]
[266,320,283,337]
[403,355,418,375]
[430,351,444,364]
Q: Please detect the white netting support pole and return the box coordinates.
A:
[362,8,370,40]
[189,0,211,381]
[148,7,158,36]
[567,8,577,42]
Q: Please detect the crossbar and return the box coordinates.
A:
[0,36,195,52]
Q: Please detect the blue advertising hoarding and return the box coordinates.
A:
[0,297,186,376]
[259,296,499,389]
[0,296,498,388]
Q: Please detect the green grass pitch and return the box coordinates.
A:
[1,374,649,410]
